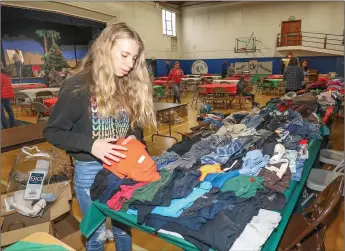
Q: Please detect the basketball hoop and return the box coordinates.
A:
[241,48,247,54]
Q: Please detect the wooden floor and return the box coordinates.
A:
[1,92,344,251]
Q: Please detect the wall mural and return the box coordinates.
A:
[235,61,273,74]
[2,34,88,68]
[257,61,273,74]
[248,60,258,75]
[234,62,249,74]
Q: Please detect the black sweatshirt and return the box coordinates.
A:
[43,74,144,162]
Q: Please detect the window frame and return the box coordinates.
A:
[162,9,176,37]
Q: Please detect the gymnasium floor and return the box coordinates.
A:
[1,92,343,251]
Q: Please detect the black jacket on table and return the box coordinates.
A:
[43,74,146,163]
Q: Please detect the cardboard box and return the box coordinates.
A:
[1,211,52,246]
[1,181,72,216]
[176,104,188,117]
[22,232,76,251]
[1,183,72,247]
[52,212,85,251]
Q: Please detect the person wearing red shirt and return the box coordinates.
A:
[1,68,15,129]
[167,61,184,103]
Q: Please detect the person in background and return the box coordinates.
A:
[221,61,227,78]
[300,60,309,75]
[166,59,171,76]
[1,68,16,129]
[280,59,286,74]
[227,63,235,77]
[48,68,63,87]
[12,49,24,83]
[43,22,156,251]
[237,76,260,108]
[283,57,305,93]
[300,60,309,87]
[147,62,154,81]
[167,61,184,103]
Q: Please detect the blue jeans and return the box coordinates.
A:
[74,160,132,251]
[172,83,181,103]
[1,98,15,129]
[15,61,22,82]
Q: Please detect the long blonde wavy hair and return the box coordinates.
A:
[73,22,156,129]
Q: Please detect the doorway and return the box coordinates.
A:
[280,20,302,46]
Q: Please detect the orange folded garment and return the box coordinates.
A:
[103,138,160,182]
[199,164,223,181]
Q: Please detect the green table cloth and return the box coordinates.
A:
[80,138,321,251]
[4,241,69,251]
[153,85,163,97]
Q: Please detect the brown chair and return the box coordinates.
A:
[277,81,286,96]
[33,98,44,104]
[191,83,201,108]
[262,80,274,95]
[36,90,53,100]
[32,102,50,123]
[232,83,253,109]
[255,77,265,94]
[278,175,344,251]
[201,77,211,84]
[161,83,170,102]
[152,87,159,102]
[212,87,229,109]
[191,87,211,109]
[14,92,33,116]
[180,81,188,97]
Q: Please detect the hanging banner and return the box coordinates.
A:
[257,61,273,74]
[191,60,208,74]
[234,62,249,74]
[248,60,258,74]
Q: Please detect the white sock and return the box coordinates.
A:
[229,209,281,251]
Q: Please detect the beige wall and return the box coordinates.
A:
[181,1,344,59]
[108,2,182,59]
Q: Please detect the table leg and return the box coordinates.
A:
[151,109,178,142]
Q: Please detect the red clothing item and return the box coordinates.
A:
[1,73,14,99]
[167,68,184,84]
[103,138,160,182]
[107,182,148,211]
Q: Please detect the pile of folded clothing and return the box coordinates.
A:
[307,80,328,91]
[90,91,326,251]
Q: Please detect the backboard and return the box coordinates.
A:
[234,36,257,53]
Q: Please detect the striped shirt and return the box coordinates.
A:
[283,65,305,91]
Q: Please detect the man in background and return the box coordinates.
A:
[166,60,171,76]
[227,63,235,77]
[12,49,24,83]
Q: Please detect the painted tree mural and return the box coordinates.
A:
[35,30,49,53]
[42,43,68,74]
[36,30,61,53]
[47,30,61,45]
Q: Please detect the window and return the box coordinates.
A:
[162,9,176,37]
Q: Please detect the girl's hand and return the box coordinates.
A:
[91,138,127,165]
[121,135,136,145]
